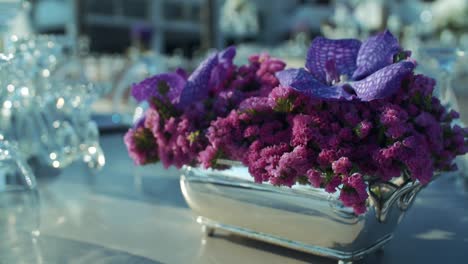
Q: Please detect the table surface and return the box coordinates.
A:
[3,133,468,264]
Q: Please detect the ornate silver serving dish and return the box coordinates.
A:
[180,160,426,264]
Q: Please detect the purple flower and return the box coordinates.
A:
[144,108,161,136]
[277,145,311,177]
[344,112,360,126]
[251,53,286,88]
[124,119,159,165]
[405,154,433,184]
[159,115,205,169]
[332,157,353,175]
[409,74,435,97]
[239,97,274,112]
[290,114,322,146]
[381,142,405,160]
[268,86,309,113]
[307,169,323,188]
[414,112,436,127]
[317,149,337,167]
[125,31,468,216]
[325,176,342,193]
[247,142,290,183]
[276,30,415,101]
[243,125,260,138]
[449,110,460,120]
[198,146,219,169]
[339,173,369,214]
[356,121,372,139]
[131,72,186,104]
[339,127,354,141]
[179,47,236,105]
[132,46,236,109]
[380,104,408,125]
[402,136,419,149]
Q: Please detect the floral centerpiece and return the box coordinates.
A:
[125,30,466,215]
[125,30,468,262]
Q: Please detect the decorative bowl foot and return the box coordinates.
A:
[202,225,215,237]
[195,216,391,263]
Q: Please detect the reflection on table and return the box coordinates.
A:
[7,133,466,264]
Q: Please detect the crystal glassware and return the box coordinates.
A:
[0,35,106,171]
[0,140,39,238]
[418,46,463,113]
[0,139,40,262]
[418,46,468,182]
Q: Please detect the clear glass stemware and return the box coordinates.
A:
[0,140,39,239]
[418,46,468,183]
[418,46,463,113]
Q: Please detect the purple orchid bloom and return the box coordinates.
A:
[276,30,415,101]
[131,46,236,108]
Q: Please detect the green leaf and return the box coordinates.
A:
[152,97,179,120]
[274,98,294,113]
[187,130,200,144]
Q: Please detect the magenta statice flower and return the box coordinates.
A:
[130,46,287,170]
[275,146,311,184]
[248,142,290,183]
[355,120,372,139]
[198,146,218,169]
[239,97,274,112]
[153,115,204,168]
[339,173,369,214]
[332,157,353,175]
[124,118,159,165]
[290,114,322,146]
[144,107,161,136]
[307,169,323,188]
[317,149,338,167]
[325,176,342,193]
[243,125,260,138]
[250,53,286,88]
[380,104,408,125]
[126,30,468,215]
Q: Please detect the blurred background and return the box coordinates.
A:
[1,2,468,262]
[24,0,468,53]
[0,0,466,185]
[2,0,468,128]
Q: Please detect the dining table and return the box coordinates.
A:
[1,131,468,264]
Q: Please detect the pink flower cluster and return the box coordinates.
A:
[125,46,467,215]
[200,74,467,214]
[123,118,159,165]
[124,53,286,168]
